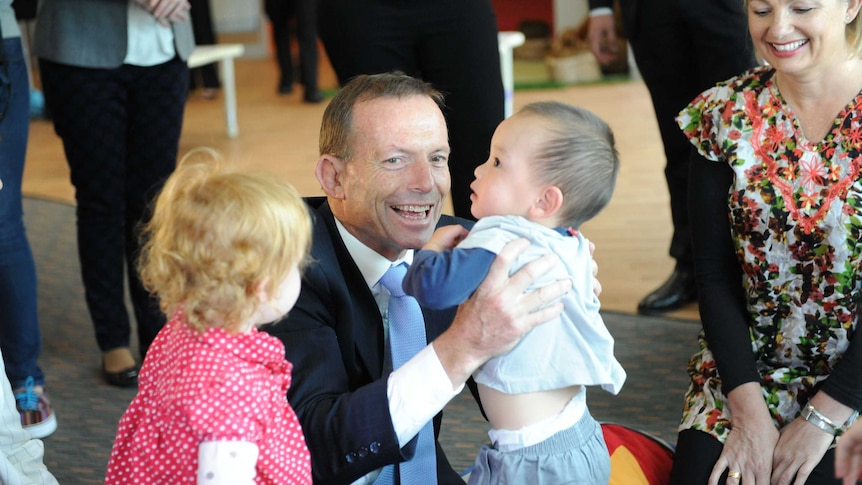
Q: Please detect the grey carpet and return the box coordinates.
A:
[23,196,700,483]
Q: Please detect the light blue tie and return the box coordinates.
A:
[375,263,438,485]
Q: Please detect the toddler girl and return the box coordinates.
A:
[105,157,313,484]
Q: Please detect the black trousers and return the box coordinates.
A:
[39,57,188,358]
[265,0,319,91]
[623,0,757,268]
[317,0,505,219]
[669,429,840,484]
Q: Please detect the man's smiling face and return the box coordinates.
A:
[332,95,451,261]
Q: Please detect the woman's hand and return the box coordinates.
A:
[771,416,833,485]
[774,393,855,484]
[709,383,779,485]
[136,0,191,26]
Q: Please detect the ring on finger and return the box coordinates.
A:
[728,470,741,480]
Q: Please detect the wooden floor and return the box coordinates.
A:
[21,55,700,322]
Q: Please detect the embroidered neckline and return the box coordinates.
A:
[746,87,862,234]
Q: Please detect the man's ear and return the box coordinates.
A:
[529,185,564,219]
[316,154,346,200]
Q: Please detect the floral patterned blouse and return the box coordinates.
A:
[676,65,862,442]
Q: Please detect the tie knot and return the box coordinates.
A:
[380,263,408,297]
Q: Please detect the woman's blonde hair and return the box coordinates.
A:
[138,150,312,333]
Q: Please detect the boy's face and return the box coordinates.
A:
[470,113,549,220]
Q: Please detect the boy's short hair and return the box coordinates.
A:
[139,153,312,333]
[519,101,619,228]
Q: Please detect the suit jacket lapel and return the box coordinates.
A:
[316,203,386,380]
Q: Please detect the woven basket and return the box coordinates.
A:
[546,52,602,83]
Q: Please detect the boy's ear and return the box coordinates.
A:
[530,185,564,219]
[315,154,347,200]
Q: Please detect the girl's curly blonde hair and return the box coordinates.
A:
[138,151,312,333]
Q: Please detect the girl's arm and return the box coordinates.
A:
[197,441,258,485]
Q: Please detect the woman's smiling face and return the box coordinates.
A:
[747,0,856,75]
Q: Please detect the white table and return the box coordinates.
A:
[188,43,245,138]
[497,31,526,118]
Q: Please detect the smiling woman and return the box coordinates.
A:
[668,0,862,484]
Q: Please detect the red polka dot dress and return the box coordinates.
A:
[105,310,312,484]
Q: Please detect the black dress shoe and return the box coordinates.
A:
[278,83,293,95]
[303,89,324,103]
[637,267,698,315]
[102,363,139,388]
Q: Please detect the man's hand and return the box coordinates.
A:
[586,14,619,66]
[422,225,468,253]
[432,238,571,388]
[589,240,601,297]
[136,0,191,26]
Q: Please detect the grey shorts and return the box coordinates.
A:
[467,413,610,485]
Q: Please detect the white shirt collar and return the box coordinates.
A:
[332,218,413,289]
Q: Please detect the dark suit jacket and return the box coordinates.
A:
[265,198,474,484]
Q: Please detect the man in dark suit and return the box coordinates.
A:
[587,0,757,315]
[316,0,505,221]
[264,72,572,484]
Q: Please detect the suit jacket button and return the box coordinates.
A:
[370,441,381,454]
[358,446,369,458]
[345,452,357,464]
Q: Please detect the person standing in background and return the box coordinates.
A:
[587,0,757,315]
[0,346,58,485]
[0,0,56,438]
[188,0,221,100]
[265,0,323,103]
[33,0,194,388]
[315,0,505,219]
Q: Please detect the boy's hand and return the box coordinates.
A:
[422,225,468,252]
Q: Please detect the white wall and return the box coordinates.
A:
[553,0,589,35]
[210,0,262,34]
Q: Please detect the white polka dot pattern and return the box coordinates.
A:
[105,310,312,484]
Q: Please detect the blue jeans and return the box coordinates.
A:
[0,37,44,390]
